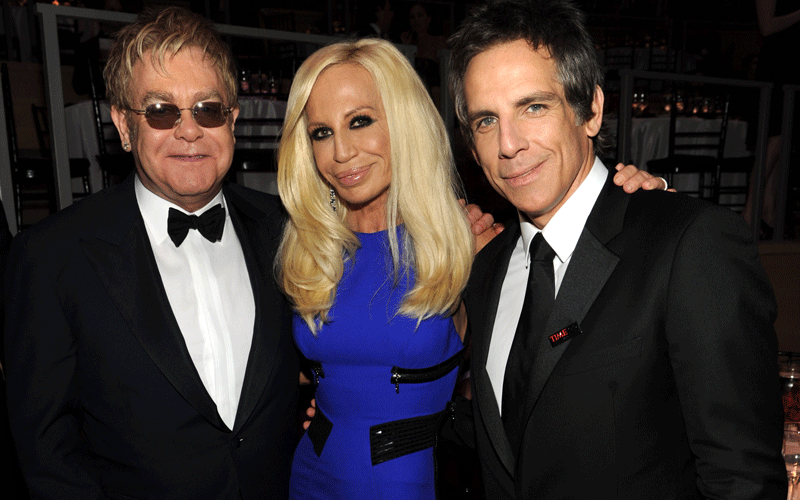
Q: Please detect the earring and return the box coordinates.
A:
[329,188,337,213]
[122,143,130,151]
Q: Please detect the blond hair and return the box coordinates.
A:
[277,38,473,332]
[104,7,238,112]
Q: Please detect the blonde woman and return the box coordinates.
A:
[277,38,662,499]
[277,38,472,498]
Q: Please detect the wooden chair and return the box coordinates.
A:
[31,104,91,198]
[647,89,731,203]
[1,63,90,229]
[86,59,135,187]
[230,114,283,176]
[716,155,754,212]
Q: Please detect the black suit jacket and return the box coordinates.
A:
[4,177,298,499]
[464,169,786,499]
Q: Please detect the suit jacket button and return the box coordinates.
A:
[235,437,244,448]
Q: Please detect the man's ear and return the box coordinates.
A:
[229,106,240,130]
[110,106,131,150]
[229,106,240,145]
[584,85,604,138]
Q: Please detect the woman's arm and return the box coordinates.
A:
[454,301,468,343]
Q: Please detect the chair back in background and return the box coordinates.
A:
[86,58,135,187]
[231,97,285,175]
[647,86,731,203]
[3,63,55,229]
[31,103,91,196]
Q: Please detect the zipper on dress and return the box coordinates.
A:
[389,347,465,393]
[310,360,325,387]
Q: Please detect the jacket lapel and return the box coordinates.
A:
[224,186,287,433]
[470,221,521,370]
[79,178,226,430]
[519,171,628,434]
[469,220,521,476]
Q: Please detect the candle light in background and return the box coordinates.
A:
[675,93,684,112]
[632,92,648,116]
[781,354,800,423]
[239,69,250,94]
[785,422,800,500]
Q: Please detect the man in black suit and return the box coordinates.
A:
[4,8,298,499]
[1,200,27,499]
[448,1,786,498]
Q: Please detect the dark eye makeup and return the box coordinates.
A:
[350,115,374,128]
[309,127,332,141]
[308,114,376,141]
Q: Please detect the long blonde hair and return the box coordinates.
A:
[277,38,473,332]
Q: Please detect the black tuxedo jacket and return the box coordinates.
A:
[464,170,786,499]
[4,176,298,499]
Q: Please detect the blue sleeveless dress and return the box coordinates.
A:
[289,228,463,500]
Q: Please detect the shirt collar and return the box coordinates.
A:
[135,175,226,246]
[520,157,607,263]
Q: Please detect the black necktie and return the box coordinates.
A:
[502,232,556,454]
[167,204,225,247]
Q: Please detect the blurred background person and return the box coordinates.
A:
[401,2,448,108]
[353,0,395,40]
[743,0,800,237]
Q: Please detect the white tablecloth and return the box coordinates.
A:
[605,115,750,204]
[65,97,286,194]
[606,115,749,168]
[235,96,286,138]
[65,100,109,193]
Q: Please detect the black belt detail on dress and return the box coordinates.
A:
[369,409,447,466]
[307,406,333,457]
[390,347,465,393]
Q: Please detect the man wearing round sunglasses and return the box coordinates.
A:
[4,7,299,500]
[127,101,234,130]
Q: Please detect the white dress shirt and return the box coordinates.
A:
[487,158,608,412]
[135,177,255,429]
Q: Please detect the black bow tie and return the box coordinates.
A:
[167,204,225,247]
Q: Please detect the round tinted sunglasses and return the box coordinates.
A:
[126,102,233,130]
